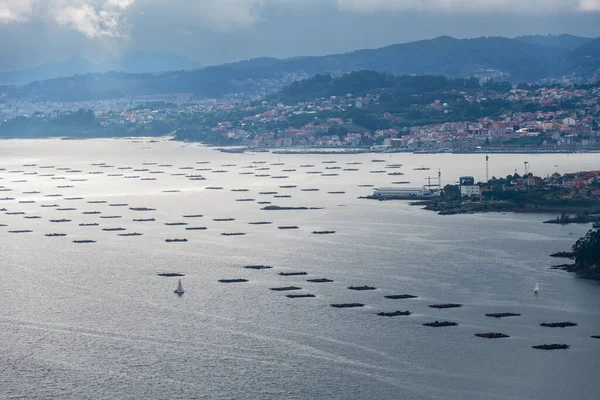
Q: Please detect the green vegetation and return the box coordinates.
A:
[572,230,600,268]
[3,36,599,103]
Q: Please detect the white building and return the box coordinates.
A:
[460,185,480,197]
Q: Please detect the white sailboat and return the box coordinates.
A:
[174,278,184,295]
[534,282,539,295]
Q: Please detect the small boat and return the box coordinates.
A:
[534,282,539,294]
[174,279,185,295]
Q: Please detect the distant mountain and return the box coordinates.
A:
[203,36,575,82]
[3,35,599,102]
[103,51,202,75]
[0,52,202,85]
[514,34,595,50]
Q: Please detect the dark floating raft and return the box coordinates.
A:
[73,240,96,244]
[429,303,463,309]
[307,278,333,283]
[165,222,188,226]
[331,303,364,308]
[183,214,203,218]
[79,223,99,226]
[9,230,33,233]
[279,272,308,276]
[248,221,272,225]
[130,207,156,211]
[270,286,302,291]
[186,227,207,230]
[134,218,155,222]
[118,232,143,236]
[349,286,377,291]
[312,231,336,234]
[486,313,521,318]
[378,311,411,317]
[244,265,272,270]
[532,344,569,350]
[158,273,185,277]
[165,238,188,243]
[278,226,299,230]
[213,218,235,222]
[540,322,578,328]
[475,333,510,339]
[423,321,458,327]
[591,336,600,339]
[219,279,249,283]
[286,294,316,298]
[221,232,246,236]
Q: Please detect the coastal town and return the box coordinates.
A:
[1,74,599,152]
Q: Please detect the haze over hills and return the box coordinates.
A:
[513,34,595,50]
[3,35,599,102]
[0,52,202,85]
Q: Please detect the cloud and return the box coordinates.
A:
[0,0,33,23]
[0,1,135,37]
[580,0,600,10]
[51,0,136,38]
[336,0,600,14]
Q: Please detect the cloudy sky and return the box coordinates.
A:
[0,0,599,71]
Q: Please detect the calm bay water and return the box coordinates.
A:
[0,139,599,399]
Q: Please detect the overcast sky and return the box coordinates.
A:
[1,0,599,71]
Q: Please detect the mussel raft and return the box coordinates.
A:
[423,321,458,327]
[532,344,569,350]
[378,311,411,317]
[475,333,510,339]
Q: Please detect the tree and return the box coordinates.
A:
[571,229,600,267]
[442,184,461,200]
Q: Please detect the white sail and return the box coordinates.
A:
[175,279,184,294]
[534,282,539,293]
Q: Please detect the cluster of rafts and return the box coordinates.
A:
[164,271,588,350]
